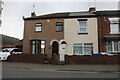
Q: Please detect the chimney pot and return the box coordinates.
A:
[89,7,96,12]
[31,12,36,17]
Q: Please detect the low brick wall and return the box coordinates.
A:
[65,55,120,64]
[8,54,47,63]
[52,54,60,64]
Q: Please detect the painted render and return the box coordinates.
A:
[64,18,98,55]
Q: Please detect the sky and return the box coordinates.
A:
[0,0,120,40]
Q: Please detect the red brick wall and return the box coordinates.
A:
[65,55,120,64]
[8,54,47,63]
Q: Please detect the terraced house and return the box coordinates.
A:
[23,7,99,61]
[97,11,120,54]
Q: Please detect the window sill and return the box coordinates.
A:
[110,32,120,34]
[78,33,88,35]
[35,31,42,33]
[56,31,63,32]
[107,52,120,53]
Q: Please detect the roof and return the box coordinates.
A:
[104,35,120,41]
[0,34,20,45]
[24,11,96,20]
[24,10,120,20]
[96,10,120,16]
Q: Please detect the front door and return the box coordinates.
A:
[52,41,59,60]
[60,41,67,61]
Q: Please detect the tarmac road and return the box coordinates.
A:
[2,62,120,78]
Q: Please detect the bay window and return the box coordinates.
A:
[31,40,45,54]
[107,41,120,52]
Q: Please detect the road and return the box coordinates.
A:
[1,62,120,79]
[2,67,119,78]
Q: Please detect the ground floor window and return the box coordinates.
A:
[74,43,93,55]
[107,41,120,52]
[31,40,45,54]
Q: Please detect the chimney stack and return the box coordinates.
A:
[89,7,96,12]
[31,12,36,17]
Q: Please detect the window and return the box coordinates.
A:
[56,22,63,32]
[31,40,45,54]
[110,23,119,33]
[109,18,120,34]
[74,43,93,55]
[35,23,42,32]
[78,19,88,33]
[107,41,120,52]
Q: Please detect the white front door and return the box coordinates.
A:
[60,44,67,61]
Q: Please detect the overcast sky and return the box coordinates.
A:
[0,0,120,39]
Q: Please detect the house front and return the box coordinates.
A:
[23,8,99,62]
[97,11,120,54]
[64,17,98,56]
[23,13,65,59]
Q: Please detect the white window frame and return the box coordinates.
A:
[78,19,88,34]
[107,41,120,53]
[56,22,63,32]
[109,18,120,34]
[35,23,42,32]
[73,43,93,55]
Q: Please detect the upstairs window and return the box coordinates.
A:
[35,23,42,32]
[78,19,88,34]
[56,22,63,32]
[109,18,120,34]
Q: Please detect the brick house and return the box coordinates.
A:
[96,11,120,53]
[23,7,99,61]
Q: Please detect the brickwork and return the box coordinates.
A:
[8,54,47,63]
[98,16,120,52]
[65,55,120,64]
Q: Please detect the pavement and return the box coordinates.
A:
[2,62,120,73]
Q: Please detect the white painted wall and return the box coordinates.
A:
[64,18,98,55]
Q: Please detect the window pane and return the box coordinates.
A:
[84,43,93,55]
[84,47,93,55]
[74,46,83,55]
[79,21,87,28]
[78,21,87,33]
[114,41,119,52]
[118,41,120,52]
[41,41,45,44]
[107,41,112,52]
[36,27,41,32]
[36,23,42,26]
[110,24,119,33]
[32,41,35,44]
[41,48,45,54]
[80,28,87,33]
[32,44,35,54]
[35,23,42,32]
[56,23,63,26]
[56,26,63,31]
[31,40,42,54]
